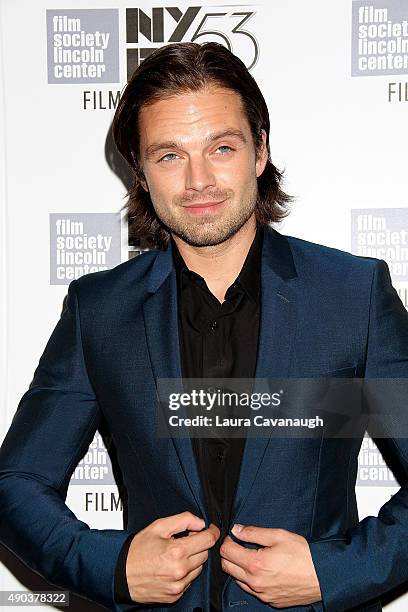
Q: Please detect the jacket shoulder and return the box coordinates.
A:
[72,248,159,302]
[283,232,381,275]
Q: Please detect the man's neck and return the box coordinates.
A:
[171,215,257,304]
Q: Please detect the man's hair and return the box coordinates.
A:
[112,42,292,249]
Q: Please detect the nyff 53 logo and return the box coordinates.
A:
[126,5,259,79]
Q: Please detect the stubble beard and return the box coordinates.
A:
[153,184,259,247]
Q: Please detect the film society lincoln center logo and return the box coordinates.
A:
[352,0,408,76]
[351,209,408,282]
[46,9,119,83]
[50,213,121,284]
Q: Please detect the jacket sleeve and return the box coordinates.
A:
[309,259,408,611]
[0,279,134,610]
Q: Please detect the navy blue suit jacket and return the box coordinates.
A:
[1,225,408,612]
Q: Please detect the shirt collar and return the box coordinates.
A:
[171,222,263,304]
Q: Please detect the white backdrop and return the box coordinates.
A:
[1,0,407,609]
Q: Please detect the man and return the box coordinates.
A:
[1,42,408,612]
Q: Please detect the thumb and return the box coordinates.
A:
[231,524,285,547]
[159,511,206,539]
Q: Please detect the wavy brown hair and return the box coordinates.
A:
[112,42,292,249]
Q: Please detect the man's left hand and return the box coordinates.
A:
[219,525,322,609]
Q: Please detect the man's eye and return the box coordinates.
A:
[158,146,233,163]
[216,146,233,155]
[159,153,178,163]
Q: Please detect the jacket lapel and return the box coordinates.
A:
[142,226,298,527]
[229,226,298,524]
[142,243,209,521]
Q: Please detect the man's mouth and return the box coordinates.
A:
[183,199,227,215]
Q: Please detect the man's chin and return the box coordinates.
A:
[171,229,237,247]
[168,215,256,247]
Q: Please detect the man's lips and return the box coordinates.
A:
[184,199,226,208]
[182,199,227,215]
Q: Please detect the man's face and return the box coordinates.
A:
[137,85,268,247]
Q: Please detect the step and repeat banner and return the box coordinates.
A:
[1,0,407,609]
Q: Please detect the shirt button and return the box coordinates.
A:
[210,320,218,331]
[217,450,225,461]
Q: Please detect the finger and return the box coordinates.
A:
[221,557,249,584]
[173,562,204,595]
[183,549,209,571]
[220,536,257,569]
[179,523,220,557]
[231,525,287,547]
[156,511,206,538]
[235,578,263,597]
[192,522,220,538]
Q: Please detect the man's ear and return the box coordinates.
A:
[255,129,268,178]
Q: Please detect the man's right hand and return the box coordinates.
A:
[125,511,220,604]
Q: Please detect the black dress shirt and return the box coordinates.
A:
[114,223,263,610]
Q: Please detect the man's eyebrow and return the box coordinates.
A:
[144,128,248,159]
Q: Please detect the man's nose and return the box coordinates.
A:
[185,155,216,191]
